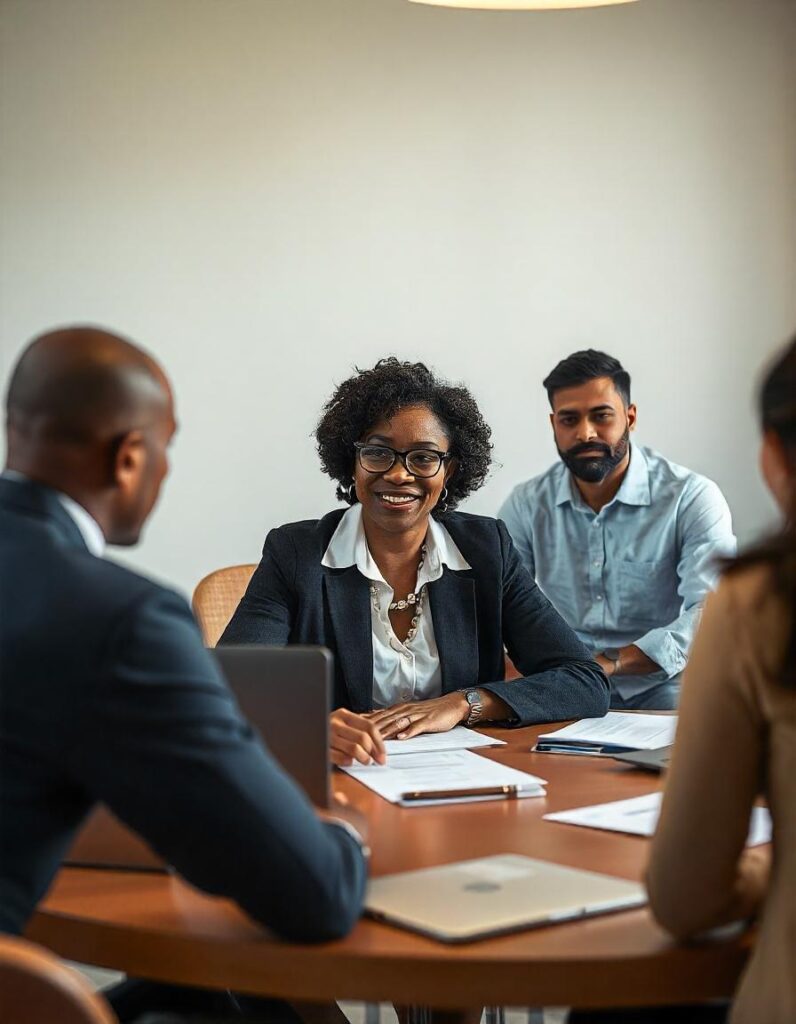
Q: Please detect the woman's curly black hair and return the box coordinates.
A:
[315,357,493,514]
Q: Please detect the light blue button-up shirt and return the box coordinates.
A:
[498,444,736,700]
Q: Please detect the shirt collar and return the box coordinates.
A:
[613,443,651,506]
[554,442,651,509]
[321,503,471,584]
[554,465,579,507]
[1,470,106,556]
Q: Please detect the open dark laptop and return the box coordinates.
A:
[64,645,333,871]
[611,746,672,772]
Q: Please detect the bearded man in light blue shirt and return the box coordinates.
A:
[499,350,736,710]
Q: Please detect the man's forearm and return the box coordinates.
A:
[596,644,661,679]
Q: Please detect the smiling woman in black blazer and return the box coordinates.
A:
[221,358,609,764]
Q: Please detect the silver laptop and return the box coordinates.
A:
[65,645,332,870]
[366,854,646,943]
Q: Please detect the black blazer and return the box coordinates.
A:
[221,509,609,725]
[0,479,365,939]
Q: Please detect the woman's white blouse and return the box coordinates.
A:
[320,504,471,709]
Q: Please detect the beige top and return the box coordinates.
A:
[647,563,796,1024]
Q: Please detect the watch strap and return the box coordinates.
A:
[461,688,483,727]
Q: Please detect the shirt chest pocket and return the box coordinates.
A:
[614,558,676,625]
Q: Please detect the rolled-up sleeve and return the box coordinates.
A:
[634,478,735,678]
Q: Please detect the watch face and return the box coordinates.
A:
[466,690,478,706]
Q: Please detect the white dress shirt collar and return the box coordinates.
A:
[2,469,106,557]
[321,503,470,710]
[321,503,471,580]
[56,492,106,556]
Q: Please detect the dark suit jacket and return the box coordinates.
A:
[0,479,365,940]
[220,509,609,724]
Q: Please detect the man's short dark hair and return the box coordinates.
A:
[542,349,631,408]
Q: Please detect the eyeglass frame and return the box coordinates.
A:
[353,441,454,479]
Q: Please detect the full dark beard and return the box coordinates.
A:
[558,427,630,483]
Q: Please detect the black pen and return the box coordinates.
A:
[535,743,605,754]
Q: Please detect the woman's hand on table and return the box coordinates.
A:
[330,708,387,767]
[366,692,468,740]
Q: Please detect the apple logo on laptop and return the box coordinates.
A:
[462,881,502,893]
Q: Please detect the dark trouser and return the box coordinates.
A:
[610,679,679,711]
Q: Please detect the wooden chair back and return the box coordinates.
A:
[192,564,257,647]
[0,935,117,1024]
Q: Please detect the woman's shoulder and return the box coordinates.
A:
[437,511,509,559]
[264,509,347,553]
[714,561,791,679]
[718,560,783,616]
[440,507,510,540]
[438,510,502,531]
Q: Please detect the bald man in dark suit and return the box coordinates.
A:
[0,327,367,1019]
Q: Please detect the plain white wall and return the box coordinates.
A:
[1,0,795,596]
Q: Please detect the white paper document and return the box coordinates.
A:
[536,712,677,753]
[343,748,547,806]
[544,792,772,846]
[383,726,506,756]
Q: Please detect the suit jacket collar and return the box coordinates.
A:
[0,476,90,553]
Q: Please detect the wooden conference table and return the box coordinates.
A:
[27,723,752,1011]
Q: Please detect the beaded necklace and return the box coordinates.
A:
[369,542,428,646]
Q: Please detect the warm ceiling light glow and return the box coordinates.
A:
[408,1,639,8]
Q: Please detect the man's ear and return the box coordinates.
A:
[111,430,146,490]
[627,403,638,431]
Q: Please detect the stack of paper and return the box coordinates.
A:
[536,712,677,755]
[343,745,546,807]
[544,792,772,846]
[383,726,505,756]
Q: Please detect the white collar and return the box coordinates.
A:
[321,504,470,584]
[57,492,106,557]
[2,470,106,557]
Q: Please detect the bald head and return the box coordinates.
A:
[4,326,176,546]
[6,327,168,444]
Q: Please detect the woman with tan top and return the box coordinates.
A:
[647,334,796,1024]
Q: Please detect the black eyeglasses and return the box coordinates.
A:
[354,442,453,479]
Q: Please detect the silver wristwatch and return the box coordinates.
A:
[461,688,483,727]
[600,648,622,674]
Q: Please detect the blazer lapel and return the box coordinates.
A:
[324,567,374,712]
[428,568,479,693]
